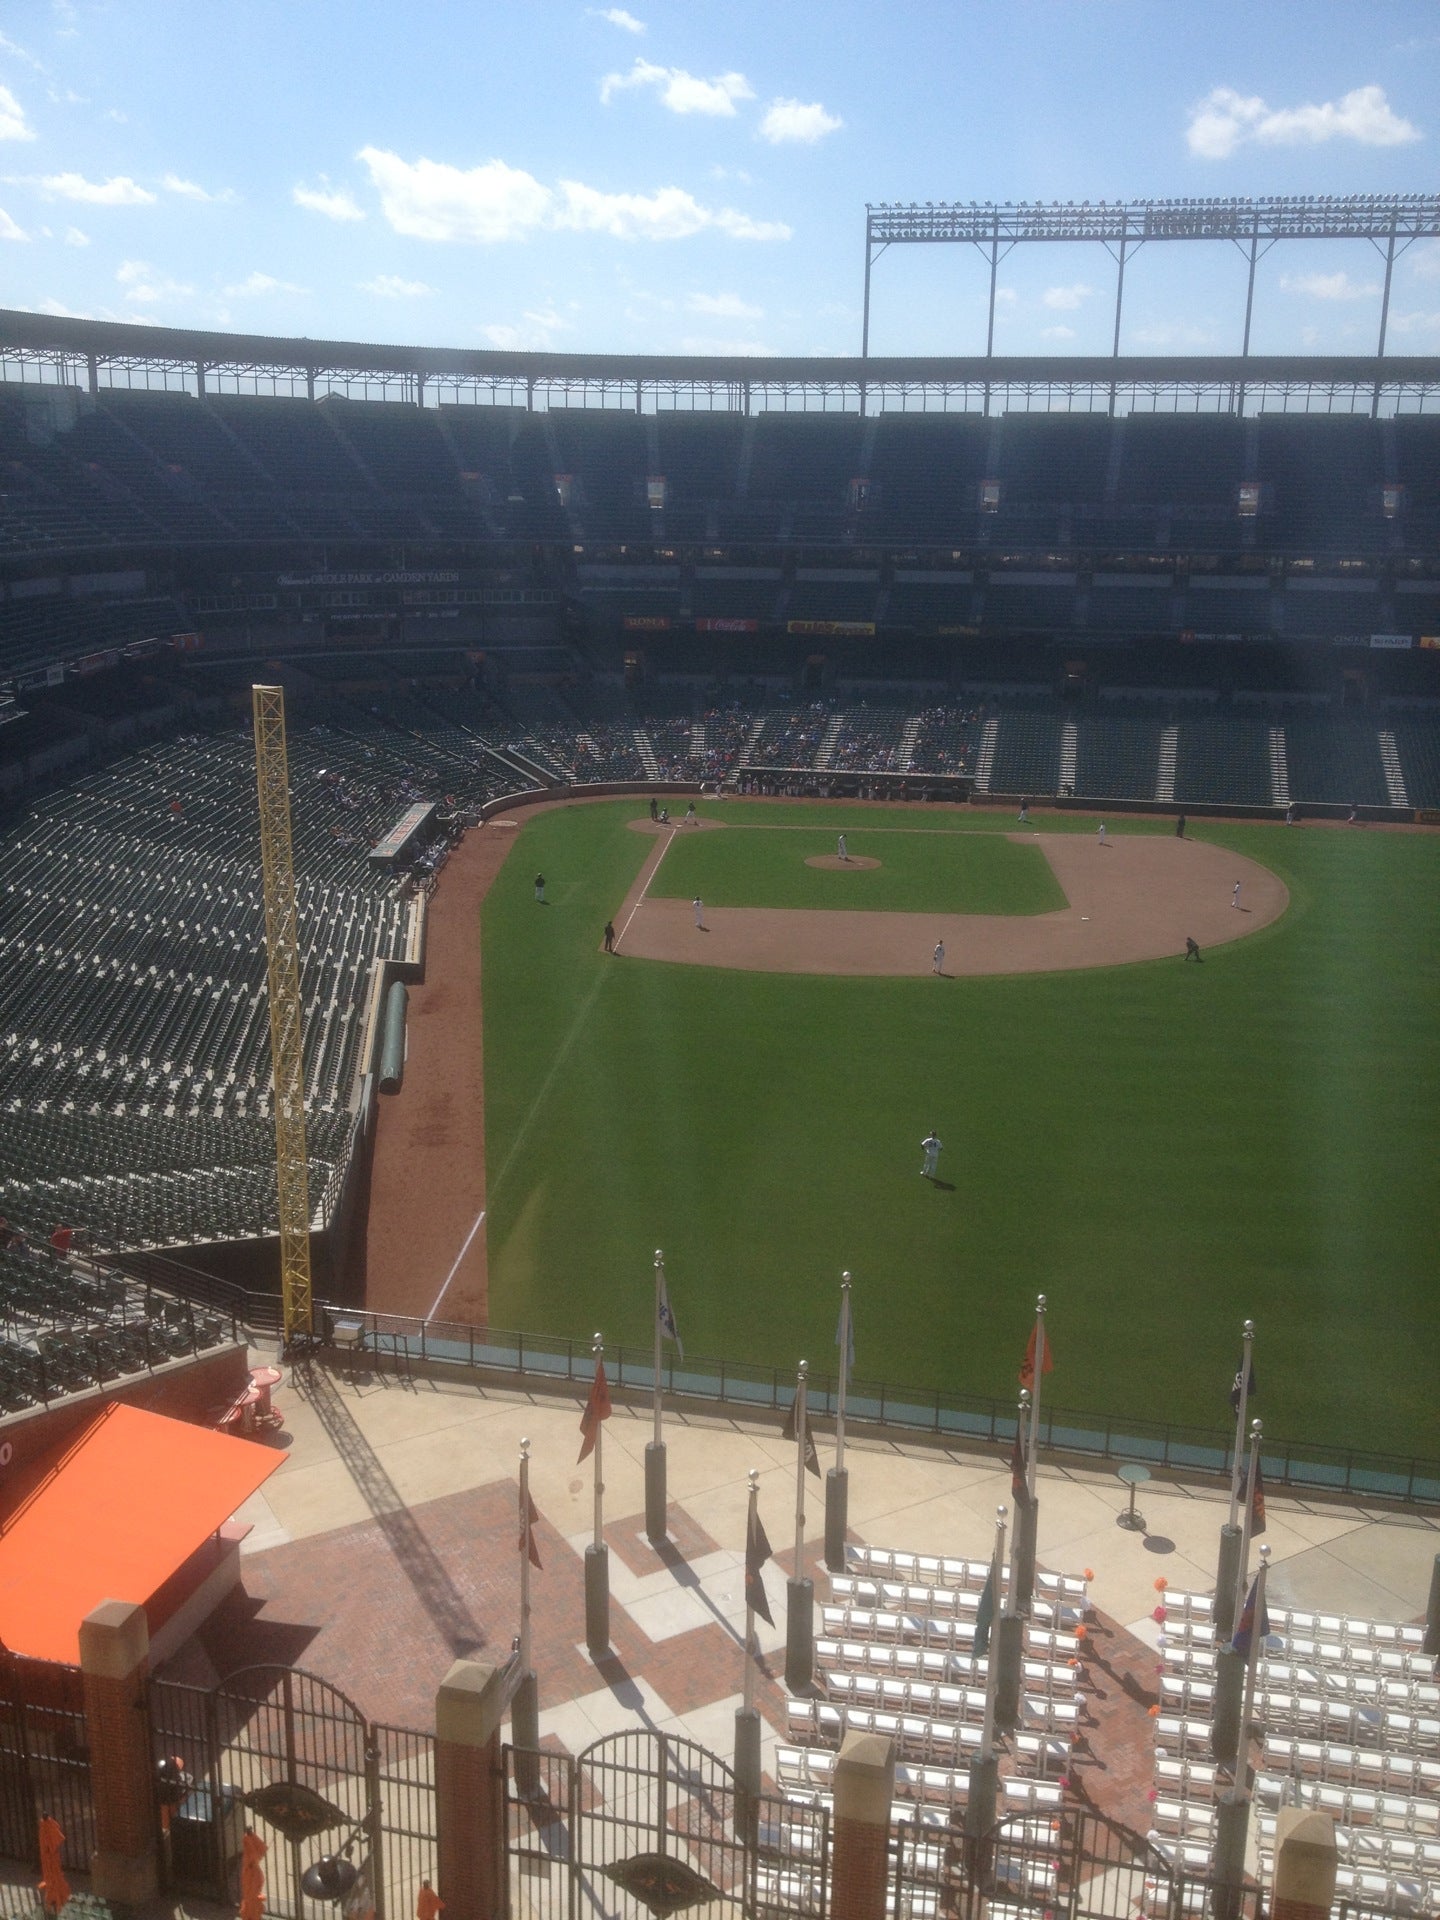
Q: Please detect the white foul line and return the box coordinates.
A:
[615,825,676,950]
[426,1207,486,1322]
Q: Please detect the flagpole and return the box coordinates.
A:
[1215,1319,1255,1639]
[1212,1545,1270,1920]
[785,1359,815,1691]
[994,1394,1029,1732]
[1212,1417,1261,1765]
[1016,1294,1046,1616]
[1025,1294,1046,1499]
[825,1274,852,1575]
[513,1437,540,1776]
[1226,1320,1255,1529]
[964,1504,1007,1863]
[584,1331,610,1659]
[735,1467,764,1816]
[646,1249,668,1546]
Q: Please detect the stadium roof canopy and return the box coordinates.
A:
[2,306,1439,415]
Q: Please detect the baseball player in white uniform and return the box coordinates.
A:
[921,1130,942,1179]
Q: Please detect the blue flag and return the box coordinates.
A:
[1231,1573,1269,1658]
[657,1270,683,1360]
[974,1563,997,1658]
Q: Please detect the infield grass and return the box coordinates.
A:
[648,822,1066,915]
[480,799,1440,1460]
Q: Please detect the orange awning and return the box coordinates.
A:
[0,1402,282,1663]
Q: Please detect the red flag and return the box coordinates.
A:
[1019,1323,1054,1390]
[520,1491,543,1570]
[577,1359,612,1463]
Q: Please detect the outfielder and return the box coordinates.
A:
[921,1130,942,1179]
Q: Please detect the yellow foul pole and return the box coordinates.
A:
[251,684,314,1341]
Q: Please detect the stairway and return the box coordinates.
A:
[690,722,707,761]
[1267,727,1290,808]
[973,714,999,793]
[633,729,661,779]
[1378,731,1409,808]
[896,716,920,774]
[814,713,845,770]
[1058,720,1078,796]
[1155,725,1178,804]
[740,713,766,759]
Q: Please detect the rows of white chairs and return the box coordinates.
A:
[815,1635,1080,1696]
[822,1668,1082,1734]
[786,1699,1069,1779]
[1252,1690,1440,1753]
[1162,1592,1426,1652]
[830,1573,1074,1634]
[1263,1733,1440,1798]
[1164,1615,1433,1680]
[1256,1814,1440,1895]
[1255,1771,1440,1837]
[820,1602,1076,1661]
[847,1545,1090,1610]
[1154,1754,1221,1801]
[1160,1641,1440,1710]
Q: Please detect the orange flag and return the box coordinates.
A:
[416,1883,444,1920]
[1019,1323,1054,1391]
[577,1359,612,1463]
[37,1816,69,1916]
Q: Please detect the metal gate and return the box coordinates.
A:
[148,1666,435,1919]
[0,1655,94,1876]
[504,1728,830,1918]
[891,1804,1269,1920]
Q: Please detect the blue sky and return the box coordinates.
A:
[2,0,1439,359]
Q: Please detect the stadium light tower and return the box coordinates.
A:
[252,684,314,1344]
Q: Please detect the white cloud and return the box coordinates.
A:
[63,224,87,245]
[600,59,753,116]
[163,172,235,204]
[357,147,789,244]
[38,172,156,205]
[293,177,365,221]
[994,286,1017,306]
[222,270,304,297]
[0,206,27,241]
[482,304,571,350]
[360,273,436,297]
[686,290,762,320]
[1186,84,1421,160]
[0,34,44,70]
[1409,242,1440,281]
[1130,321,1219,348]
[1039,324,1076,340]
[708,164,754,184]
[679,333,773,355]
[1389,309,1440,337]
[1279,270,1380,302]
[0,83,35,142]
[758,98,842,145]
[1042,282,1093,311]
[116,258,193,304]
[590,6,644,30]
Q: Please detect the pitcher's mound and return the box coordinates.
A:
[806,854,881,871]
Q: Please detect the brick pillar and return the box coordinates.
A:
[435,1659,513,1920]
[78,1600,157,1905]
[1271,1807,1338,1920]
[830,1730,894,1920]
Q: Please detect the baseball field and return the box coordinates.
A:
[477,799,1438,1460]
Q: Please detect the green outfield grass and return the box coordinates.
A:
[480,800,1440,1460]
[648,822,1067,915]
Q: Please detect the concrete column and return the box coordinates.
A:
[830,1730,894,1920]
[824,1468,848,1574]
[644,1443,666,1545]
[1213,1525,1242,1640]
[1210,1791,1251,1920]
[1424,1551,1440,1657]
[435,1659,511,1920]
[993,1614,1024,1731]
[1271,1806,1338,1920]
[78,1600,158,1905]
[1210,1647,1244,1766]
[1012,1497,1038,1614]
[584,1544,610,1657]
[785,1576,814,1692]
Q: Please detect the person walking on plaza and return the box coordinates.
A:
[1232,881,1242,909]
[932,940,945,975]
[603,921,616,953]
[837,832,848,861]
[921,1130,943,1179]
[693,897,706,930]
[534,873,546,903]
